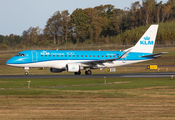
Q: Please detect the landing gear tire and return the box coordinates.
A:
[24,67,29,76]
[85,70,92,75]
[25,72,29,76]
[74,71,81,75]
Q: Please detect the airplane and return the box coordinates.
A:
[6,25,166,76]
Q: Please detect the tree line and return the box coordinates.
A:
[0,0,175,49]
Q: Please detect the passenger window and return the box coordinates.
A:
[41,55,43,57]
[77,55,79,57]
[98,55,99,57]
[106,55,108,57]
[57,55,59,57]
[73,55,75,57]
[65,55,67,57]
[86,55,87,57]
[89,55,91,57]
[102,55,104,57]
[61,55,63,57]
[69,55,71,57]
[82,55,83,57]
[49,55,51,57]
[53,55,55,57]
[45,55,47,57]
[110,56,111,57]
[93,55,95,57]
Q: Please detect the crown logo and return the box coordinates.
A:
[144,36,150,40]
[72,67,75,69]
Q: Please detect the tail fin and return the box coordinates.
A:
[129,25,159,53]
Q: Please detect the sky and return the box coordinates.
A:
[0,0,168,36]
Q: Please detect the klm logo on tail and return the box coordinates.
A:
[140,36,154,45]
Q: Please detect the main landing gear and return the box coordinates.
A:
[74,70,92,75]
[74,71,81,75]
[85,70,92,75]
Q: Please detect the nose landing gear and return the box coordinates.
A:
[25,72,29,76]
[24,67,29,76]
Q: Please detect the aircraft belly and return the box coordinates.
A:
[49,61,67,69]
[8,61,50,68]
[48,60,91,69]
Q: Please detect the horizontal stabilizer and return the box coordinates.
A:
[140,52,168,58]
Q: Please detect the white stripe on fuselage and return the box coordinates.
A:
[7,59,151,69]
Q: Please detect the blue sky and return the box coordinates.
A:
[0,0,168,36]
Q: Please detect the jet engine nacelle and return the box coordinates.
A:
[66,64,80,72]
[50,68,64,73]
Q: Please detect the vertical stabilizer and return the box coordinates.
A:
[129,25,159,53]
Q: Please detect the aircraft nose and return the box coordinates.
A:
[6,58,14,65]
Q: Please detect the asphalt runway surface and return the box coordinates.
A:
[0,72,175,79]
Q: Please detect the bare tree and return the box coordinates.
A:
[45,11,62,45]
[161,4,171,22]
[23,26,41,45]
[61,10,70,42]
[142,0,155,25]
[155,2,162,23]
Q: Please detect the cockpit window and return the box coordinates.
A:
[15,53,20,56]
[16,53,25,57]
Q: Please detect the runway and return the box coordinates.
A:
[0,72,175,79]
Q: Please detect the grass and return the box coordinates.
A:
[0,78,175,97]
[1,78,175,119]
[0,47,175,119]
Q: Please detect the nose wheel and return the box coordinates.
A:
[85,70,92,75]
[24,67,29,76]
[25,72,29,76]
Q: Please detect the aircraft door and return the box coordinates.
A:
[32,51,37,62]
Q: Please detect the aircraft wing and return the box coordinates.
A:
[140,52,168,58]
[80,49,132,66]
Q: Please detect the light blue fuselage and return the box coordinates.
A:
[6,50,153,68]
